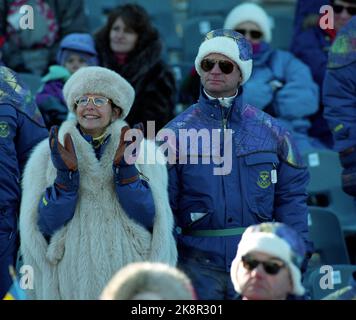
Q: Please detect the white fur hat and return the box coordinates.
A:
[63,66,135,119]
[230,223,306,297]
[194,29,253,85]
[224,2,273,43]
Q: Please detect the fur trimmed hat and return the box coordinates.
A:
[194,29,253,85]
[100,262,197,300]
[230,222,306,297]
[63,66,135,119]
[224,2,273,43]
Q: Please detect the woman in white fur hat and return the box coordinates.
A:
[19,66,177,299]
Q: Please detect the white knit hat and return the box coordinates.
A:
[230,223,306,297]
[224,2,273,43]
[63,66,135,119]
[194,29,253,85]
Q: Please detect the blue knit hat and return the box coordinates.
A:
[56,33,99,66]
[230,222,306,296]
[194,29,253,84]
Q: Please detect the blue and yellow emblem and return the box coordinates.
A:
[257,171,271,189]
[0,121,10,138]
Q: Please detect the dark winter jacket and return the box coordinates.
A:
[165,89,312,272]
[97,39,176,135]
[0,66,48,298]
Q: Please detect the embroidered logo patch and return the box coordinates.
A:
[0,121,10,138]
[257,171,271,189]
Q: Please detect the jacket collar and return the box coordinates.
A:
[196,86,244,123]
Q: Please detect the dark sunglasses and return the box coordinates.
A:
[234,29,263,40]
[333,4,356,15]
[241,255,286,275]
[200,59,235,74]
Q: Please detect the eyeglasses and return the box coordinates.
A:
[234,29,263,40]
[75,96,111,108]
[333,4,356,15]
[241,255,286,275]
[200,59,235,74]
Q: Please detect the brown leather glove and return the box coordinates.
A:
[113,124,144,185]
[113,124,144,167]
[49,126,78,171]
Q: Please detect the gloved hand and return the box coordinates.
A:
[49,126,78,171]
[113,123,144,167]
[113,123,144,185]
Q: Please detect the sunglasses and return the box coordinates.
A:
[200,59,235,74]
[75,96,111,108]
[234,29,263,40]
[241,255,286,275]
[333,4,356,15]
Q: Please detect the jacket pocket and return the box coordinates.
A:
[243,152,279,221]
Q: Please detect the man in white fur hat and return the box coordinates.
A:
[19,66,177,299]
[230,222,306,300]
[164,29,312,300]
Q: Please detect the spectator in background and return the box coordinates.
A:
[0,66,48,298]
[223,2,320,153]
[0,0,88,75]
[100,262,196,300]
[323,17,356,200]
[36,33,99,129]
[230,222,307,300]
[291,0,356,148]
[19,66,177,299]
[95,3,176,136]
[164,29,312,300]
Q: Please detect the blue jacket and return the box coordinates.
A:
[243,43,319,151]
[290,0,331,89]
[165,90,312,272]
[0,66,48,298]
[37,129,155,239]
[323,17,356,152]
[290,1,333,147]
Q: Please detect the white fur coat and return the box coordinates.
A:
[19,120,177,299]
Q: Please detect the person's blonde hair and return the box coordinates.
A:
[100,262,196,300]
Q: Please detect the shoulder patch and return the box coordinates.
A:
[0,121,10,138]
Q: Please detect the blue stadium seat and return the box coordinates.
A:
[181,15,224,62]
[187,0,240,18]
[263,2,297,50]
[17,73,42,96]
[308,206,350,265]
[303,149,356,234]
[305,264,356,300]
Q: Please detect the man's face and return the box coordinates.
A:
[333,0,356,32]
[236,251,293,300]
[200,53,242,98]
